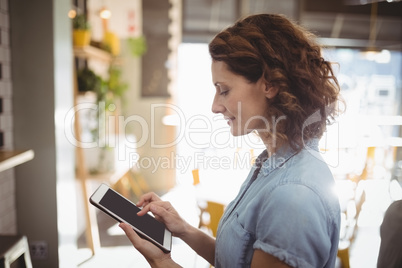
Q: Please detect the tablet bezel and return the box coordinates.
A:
[89,183,172,253]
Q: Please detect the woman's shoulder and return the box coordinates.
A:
[289,144,334,181]
[256,145,340,216]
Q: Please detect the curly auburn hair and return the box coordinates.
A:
[209,13,342,152]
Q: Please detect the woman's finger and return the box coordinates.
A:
[149,204,178,226]
[119,222,145,250]
[137,201,173,216]
[119,222,176,267]
[136,192,161,207]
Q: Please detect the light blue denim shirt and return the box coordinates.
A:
[215,139,340,268]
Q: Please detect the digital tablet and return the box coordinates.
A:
[89,183,172,253]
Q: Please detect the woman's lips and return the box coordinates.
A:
[224,116,235,125]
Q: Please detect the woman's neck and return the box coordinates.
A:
[263,138,288,157]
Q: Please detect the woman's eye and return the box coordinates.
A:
[220,90,229,96]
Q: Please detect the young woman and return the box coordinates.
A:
[120,14,342,268]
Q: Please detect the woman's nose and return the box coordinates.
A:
[211,94,225,114]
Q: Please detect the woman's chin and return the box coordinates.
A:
[230,127,246,137]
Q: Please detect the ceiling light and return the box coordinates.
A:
[68,9,76,19]
[100,7,112,19]
[360,49,391,63]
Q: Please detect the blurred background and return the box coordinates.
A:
[0,0,401,267]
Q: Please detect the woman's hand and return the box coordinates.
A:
[136,192,189,238]
[129,192,216,266]
[119,222,180,268]
[119,192,188,267]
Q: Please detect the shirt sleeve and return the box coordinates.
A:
[253,183,332,268]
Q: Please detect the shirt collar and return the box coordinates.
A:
[257,138,319,175]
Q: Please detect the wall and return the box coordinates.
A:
[0,170,16,233]
[0,0,16,234]
[10,0,75,267]
[84,0,178,194]
[120,0,181,193]
[53,0,78,266]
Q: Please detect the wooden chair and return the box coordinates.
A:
[195,200,224,268]
[337,183,366,268]
[192,169,200,186]
[336,146,374,267]
[191,169,225,237]
[337,242,350,268]
[112,169,151,202]
[198,201,225,237]
[197,200,225,268]
[0,235,32,268]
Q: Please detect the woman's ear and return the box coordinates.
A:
[264,84,278,99]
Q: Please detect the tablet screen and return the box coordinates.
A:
[99,189,165,244]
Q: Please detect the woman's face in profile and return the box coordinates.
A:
[211,60,271,137]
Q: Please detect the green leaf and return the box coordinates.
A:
[128,36,147,57]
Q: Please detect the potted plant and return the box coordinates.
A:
[72,14,91,46]
[78,65,128,174]
[128,36,147,57]
[96,65,128,106]
[77,68,102,93]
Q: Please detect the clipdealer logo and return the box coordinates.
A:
[64,101,340,169]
